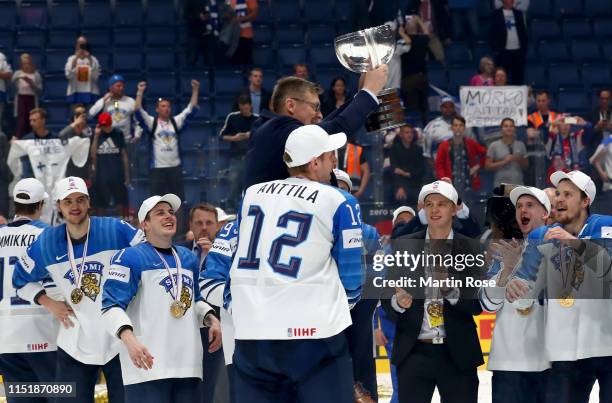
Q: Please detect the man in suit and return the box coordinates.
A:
[382,180,484,403]
[243,65,388,189]
[490,0,528,85]
[233,68,271,115]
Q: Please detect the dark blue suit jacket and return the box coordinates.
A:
[243,90,378,189]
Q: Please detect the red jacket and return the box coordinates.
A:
[435,137,487,190]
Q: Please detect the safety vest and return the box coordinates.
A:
[528,111,558,129]
[343,144,363,178]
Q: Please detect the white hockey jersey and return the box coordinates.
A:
[88,96,140,142]
[0,219,59,354]
[230,177,364,340]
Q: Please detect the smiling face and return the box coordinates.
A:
[515,195,548,235]
[424,194,456,230]
[555,180,589,226]
[143,202,177,239]
[57,193,90,226]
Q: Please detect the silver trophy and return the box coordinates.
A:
[334,24,405,131]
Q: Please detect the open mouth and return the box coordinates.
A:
[162,222,174,229]
[521,216,531,226]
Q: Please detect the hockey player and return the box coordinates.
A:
[507,170,612,403]
[229,125,363,402]
[479,186,551,403]
[101,194,221,403]
[0,178,57,403]
[12,176,143,403]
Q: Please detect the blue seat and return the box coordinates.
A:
[113,48,143,71]
[476,18,491,41]
[146,1,176,26]
[255,0,271,23]
[276,24,305,44]
[308,24,336,44]
[184,177,206,203]
[448,66,474,91]
[115,1,144,27]
[278,45,306,67]
[45,50,68,74]
[49,3,80,29]
[253,45,275,67]
[585,0,612,16]
[44,75,68,101]
[309,44,336,68]
[539,40,571,62]
[557,89,589,113]
[334,0,351,21]
[15,31,46,49]
[81,29,110,48]
[315,69,345,90]
[472,41,493,63]
[581,62,611,89]
[554,0,585,17]
[45,100,70,123]
[253,24,273,44]
[571,40,601,63]
[194,99,212,120]
[94,51,110,70]
[445,42,472,65]
[180,128,205,151]
[213,70,244,96]
[528,0,553,18]
[145,27,176,47]
[0,2,17,31]
[593,18,612,38]
[272,2,302,23]
[0,32,14,50]
[203,180,229,204]
[179,72,210,97]
[214,96,235,120]
[525,64,548,87]
[530,19,561,40]
[145,49,175,72]
[428,66,448,90]
[526,43,539,62]
[548,64,581,88]
[113,27,143,47]
[18,3,47,29]
[603,43,612,62]
[562,19,592,38]
[304,0,334,22]
[48,30,78,49]
[82,1,112,29]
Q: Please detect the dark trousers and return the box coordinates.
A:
[546,358,612,403]
[495,49,526,85]
[397,342,479,403]
[227,364,236,403]
[124,377,200,403]
[15,94,35,139]
[0,351,57,403]
[231,38,253,66]
[54,348,124,403]
[345,298,378,399]
[150,166,185,201]
[200,327,225,403]
[232,334,354,403]
[401,73,429,126]
[492,370,548,403]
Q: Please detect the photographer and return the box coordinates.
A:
[65,36,100,106]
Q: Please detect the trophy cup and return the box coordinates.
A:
[334,24,405,131]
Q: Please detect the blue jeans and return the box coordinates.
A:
[492,370,547,403]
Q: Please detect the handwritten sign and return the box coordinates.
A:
[460,86,528,127]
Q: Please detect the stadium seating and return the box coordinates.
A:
[82,1,112,29]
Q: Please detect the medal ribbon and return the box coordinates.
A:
[152,245,183,301]
[66,219,91,290]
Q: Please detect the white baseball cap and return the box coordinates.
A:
[418,181,459,205]
[392,206,416,224]
[333,169,352,191]
[216,207,236,222]
[13,178,49,204]
[509,186,551,214]
[284,125,347,168]
[54,177,89,201]
[550,170,596,205]
[138,194,182,223]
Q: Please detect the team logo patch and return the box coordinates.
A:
[64,261,104,302]
[108,265,130,283]
[159,273,194,311]
[342,228,363,249]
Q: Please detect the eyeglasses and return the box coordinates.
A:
[290,97,321,113]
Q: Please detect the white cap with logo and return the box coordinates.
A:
[138,194,182,223]
[550,170,596,205]
[13,178,49,204]
[284,125,347,168]
[54,177,89,201]
[333,169,352,192]
[418,181,459,205]
[509,186,552,214]
[392,206,416,224]
[216,207,236,222]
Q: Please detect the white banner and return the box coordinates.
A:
[460,86,528,128]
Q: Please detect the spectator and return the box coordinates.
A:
[220,94,257,210]
[586,89,612,164]
[449,0,478,43]
[390,124,425,205]
[134,80,200,199]
[0,130,11,216]
[494,0,529,12]
[527,90,559,144]
[228,0,258,66]
[392,206,417,228]
[589,133,612,192]
[89,112,129,218]
[493,66,508,85]
[386,24,413,91]
[22,108,53,141]
[184,0,220,67]
[490,0,528,85]
[293,63,310,80]
[545,116,587,181]
[485,117,528,185]
[89,74,139,143]
[65,36,101,105]
[11,54,43,139]
[335,142,371,200]
[234,67,271,114]
[60,104,93,179]
[470,57,495,86]
[0,51,11,134]
[321,77,349,117]
[435,115,486,199]
[405,0,450,62]
[400,15,431,126]
[422,97,457,168]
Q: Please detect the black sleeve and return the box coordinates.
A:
[115,130,126,149]
[391,216,426,239]
[410,146,425,180]
[319,90,378,143]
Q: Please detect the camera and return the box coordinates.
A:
[485,184,523,239]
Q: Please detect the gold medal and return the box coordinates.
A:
[516,305,533,316]
[170,301,185,318]
[558,293,575,308]
[71,288,84,304]
[426,301,444,318]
